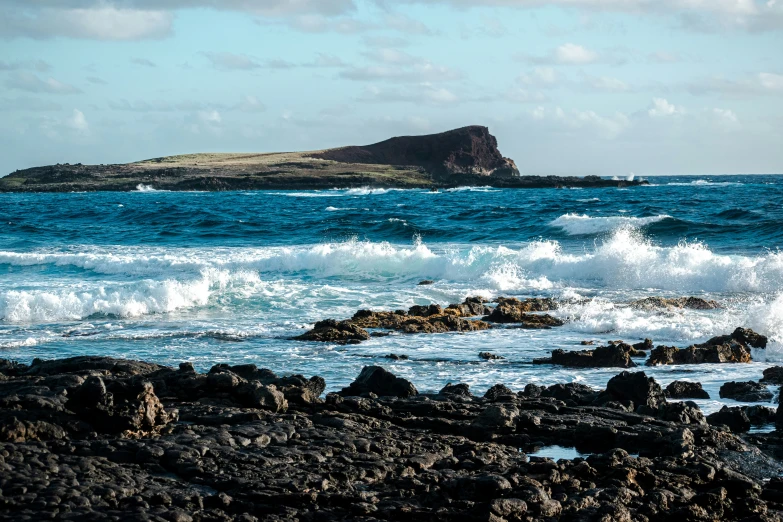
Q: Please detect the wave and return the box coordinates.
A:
[665,180,742,187]
[325,206,358,212]
[443,186,499,193]
[549,213,673,235]
[4,230,783,322]
[344,187,410,196]
[0,268,260,323]
[135,184,168,192]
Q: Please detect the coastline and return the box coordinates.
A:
[2,354,783,520]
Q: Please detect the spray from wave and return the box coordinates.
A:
[549,213,673,235]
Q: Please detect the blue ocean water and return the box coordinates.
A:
[2,175,783,413]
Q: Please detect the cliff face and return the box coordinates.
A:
[310,125,520,178]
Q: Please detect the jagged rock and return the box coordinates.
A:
[417,280,434,285]
[484,384,514,401]
[665,381,710,399]
[720,381,773,403]
[647,341,752,366]
[351,307,491,334]
[743,405,776,425]
[630,297,720,310]
[384,353,409,360]
[542,383,598,405]
[440,383,471,397]
[580,340,595,345]
[445,296,491,317]
[708,406,751,433]
[479,352,504,360]
[27,356,166,376]
[533,344,637,368]
[705,327,768,349]
[594,371,666,411]
[339,366,418,398]
[66,376,174,434]
[483,297,559,324]
[632,338,654,352]
[293,319,370,344]
[761,366,783,385]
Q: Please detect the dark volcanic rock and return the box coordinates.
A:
[762,366,783,385]
[293,319,370,344]
[708,406,752,433]
[3,357,783,521]
[439,383,472,397]
[705,327,768,349]
[720,381,773,402]
[311,125,520,178]
[350,303,492,334]
[479,352,504,360]
[66,376,174,434]
[594,371,667,411]
[417,279,434,285]
[483,297,559,324]
[743,405,776,425]
[444,296,491,317]
[533,344,637,368]
[647,341,752,366]
[630,296,720,310]
[665,380,711,399]
[339,365,418,398]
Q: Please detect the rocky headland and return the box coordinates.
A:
[3,355,783,521]
[0,126,648,192]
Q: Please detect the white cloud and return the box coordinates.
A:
[555,43,598,64]
[67,109,89,132]
[360,83,461,104]
[759,72,783,90]
[585,75,630,92]
[648,97,684,117]
[529,105,630,138]
[5,72,81,94]
[0,6,173,40]
[713,107,739,124]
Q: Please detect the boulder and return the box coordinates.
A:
[704,327,768,349]
[484,384,514,401]
[630,297,720,310]
[479,352,504,360]
[743,405,776,425]
[542,383,598,405]
[707,406,751,433]
[339,366,418,398]
[439,383,471,397]
[719,381,773,403]
[665,381,710,399]
[761,366,783,385]
[533,344,636,368]
[66,376,174,434]
[445,297,491,317]
[483,297,560,324]
[293,319,370,344]
[417,280,434,285]
[594,371,666,411]
[647,341,752,366]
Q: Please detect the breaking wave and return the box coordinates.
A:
[549,213,673,235]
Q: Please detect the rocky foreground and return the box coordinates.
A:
[0,126,647,192]
[3,356,783,521]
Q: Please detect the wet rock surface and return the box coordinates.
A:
[533,343,640,368]
[647,341,753,366]
[2,357,783,521]
[630,296,720,310]
[665,381,711,399]
[720,381,774,402]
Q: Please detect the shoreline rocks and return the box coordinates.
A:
[665,380,711,399]
[720,381,774,402]
[2,356,783,520]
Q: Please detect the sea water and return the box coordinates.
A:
[2,175,783,414]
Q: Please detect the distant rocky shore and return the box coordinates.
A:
[0,126,648,192]
[3,349,783,521]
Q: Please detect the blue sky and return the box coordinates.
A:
[0,0,781,176]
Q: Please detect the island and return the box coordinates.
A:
[0,126,647,192]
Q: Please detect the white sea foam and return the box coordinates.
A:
[549,213,672,235]
[344,187,406,195]
[135,184,167,192]
[4,231,783,327]
[325,206,357,212]
[665,180,742,187]
[443,186,499,193]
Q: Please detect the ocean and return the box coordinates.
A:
[2,175,782,415]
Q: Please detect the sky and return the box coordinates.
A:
[0,0,782,177]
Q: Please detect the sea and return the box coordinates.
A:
[2,175,782,415]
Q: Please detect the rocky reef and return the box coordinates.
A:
[3,356,783,521]
[0,126,649,192]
